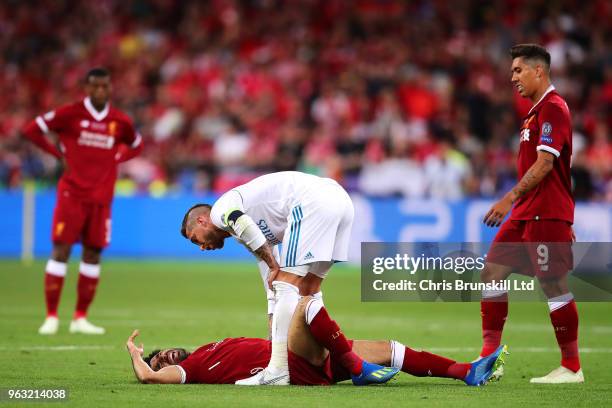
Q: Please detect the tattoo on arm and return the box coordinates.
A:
[510,154,554,202]
[254,243,279,270]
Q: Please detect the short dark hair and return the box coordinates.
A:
[85,67,110,83]
[509,44,551,70]
[143,349,161,368]
[180,203,212,238]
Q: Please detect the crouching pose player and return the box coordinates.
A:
[126,297,507,386]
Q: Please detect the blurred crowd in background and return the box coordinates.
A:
[0,0,610,201]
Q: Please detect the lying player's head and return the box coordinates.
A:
[144,348,190,371]
[85,67,111,108]
[509,44,551,98]
[181,203,227,250]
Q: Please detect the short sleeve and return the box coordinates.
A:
[210,190,245,230]
[120,117,142,148]
[35,105,71,134]
[536,102,570,158]
[178,358,195,384]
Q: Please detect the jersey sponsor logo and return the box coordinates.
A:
[257,219,281,245]
[520,128,530,142]
[78,130,115,149]
[43,110,55,121]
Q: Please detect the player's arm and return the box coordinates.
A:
[115,119,144,163]
[483,150,555,226]
[21,114,63,159]
[115,134,143,163]
[126,330,182,384]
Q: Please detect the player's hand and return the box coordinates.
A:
[126,329,144,357]
[483,195,513,227]
[267,267,280,289]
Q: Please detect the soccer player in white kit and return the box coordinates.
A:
[181,172,398,385]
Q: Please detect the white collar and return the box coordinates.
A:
[528,84,555,115]
[83,97,110,121]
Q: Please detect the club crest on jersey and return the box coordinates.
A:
[108,121,117,136]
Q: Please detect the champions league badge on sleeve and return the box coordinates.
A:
[540,122,553,144]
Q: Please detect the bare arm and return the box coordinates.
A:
[483,151,555,227]
[254,243,281,288]
[126,330,182,384]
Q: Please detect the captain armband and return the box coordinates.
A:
[224,210,266,251]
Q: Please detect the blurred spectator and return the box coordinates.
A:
[0,0,609,201]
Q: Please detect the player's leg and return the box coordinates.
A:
[39,193,83,335]
[301,295,400,385]
[38,243,72,335]
[353,341,475,382]
[70,203,109,335]
[350,340,507,386]
[479,220,525,357]
[527,222,582,383]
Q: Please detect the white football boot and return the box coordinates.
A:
[530,366,584,384]
[69,318,105,335]
[38,316,59,335]
[235,368,290,386]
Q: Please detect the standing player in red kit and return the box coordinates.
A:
[480,45,582,383]
[22,68,143,335]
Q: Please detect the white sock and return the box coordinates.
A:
[268,281,300,374]
[547,292,574,312]
[390,340,406,369]
[46,259,67,277]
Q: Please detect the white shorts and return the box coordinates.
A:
[279,180,354,275]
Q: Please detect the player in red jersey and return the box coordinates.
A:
[126,297,507,386]
[480,45,582,383]
[22,68,143,335]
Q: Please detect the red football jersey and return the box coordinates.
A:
[23,98,142,204]
[178,337,338,385]
[511,86,574,223]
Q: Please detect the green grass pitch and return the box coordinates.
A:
[1,259,611,407]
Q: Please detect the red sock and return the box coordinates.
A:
[74,274,99,319]
[402,347,470,380]
[44,273,65,317]
[480,293,508,356]
[308,307,363,375]
[550,300,580,372]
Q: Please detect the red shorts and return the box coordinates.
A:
[288,340,354,385]
[51,190,111,249]
[487,219,573,278]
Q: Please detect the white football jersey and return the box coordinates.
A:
[210,171,337,246]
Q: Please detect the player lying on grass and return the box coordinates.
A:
[127,296,507,386]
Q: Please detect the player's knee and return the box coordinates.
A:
[52,244,72,263]
[538,278,566,298]
[82,246,102,264]
[295,296,313,318]
[481,263,507,283]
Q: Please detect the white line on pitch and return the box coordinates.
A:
[0,345,114,351]
[2,345,611,353]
